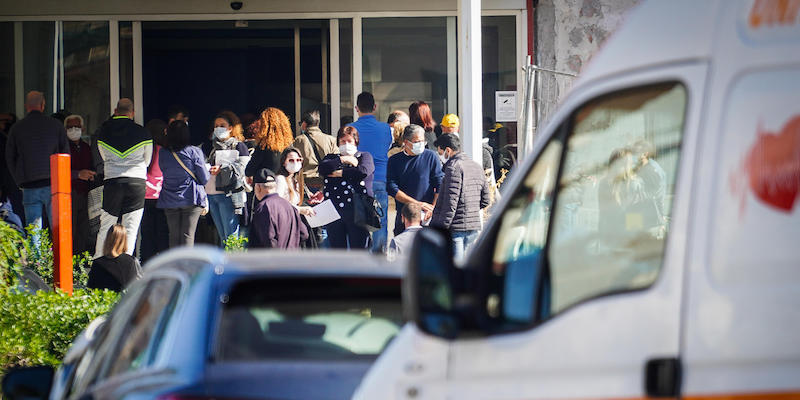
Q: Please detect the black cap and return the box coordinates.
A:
[253,168,276,184]
[434,133,461,151]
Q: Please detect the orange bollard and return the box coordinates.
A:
[50,153,73,295]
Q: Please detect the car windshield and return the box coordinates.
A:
[215,277,402,361]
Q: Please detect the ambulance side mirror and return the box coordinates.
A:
[404,227,460,339]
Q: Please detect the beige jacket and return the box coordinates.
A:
[292,126,338,188]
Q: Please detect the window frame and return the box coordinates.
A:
[474,79,690,336]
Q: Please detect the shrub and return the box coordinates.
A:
[0,222,27,287]
[224,234,248,252]
[0,287,119,371]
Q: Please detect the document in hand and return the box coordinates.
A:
[306,199,341,228]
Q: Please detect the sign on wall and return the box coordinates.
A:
[495,91,517,122]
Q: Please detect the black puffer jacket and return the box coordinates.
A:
[431,152,490,232]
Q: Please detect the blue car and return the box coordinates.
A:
[3,247,403,400]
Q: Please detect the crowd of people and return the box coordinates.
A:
[1,90,503,290]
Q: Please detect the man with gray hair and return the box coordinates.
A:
[94,98,153,258]
[5,90,69,231]
[386,124,443,237]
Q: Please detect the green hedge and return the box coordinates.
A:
[0,288,119,371]
[0,221,120,373]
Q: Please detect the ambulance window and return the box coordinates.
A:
[546,82,686,314]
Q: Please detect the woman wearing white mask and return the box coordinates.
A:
[65,114,96,254]
[276,146,315,217]
[318,126,375,250]
[205,111,250,245]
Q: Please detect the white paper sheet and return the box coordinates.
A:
[213,150,239,166]
[306,199,341,228]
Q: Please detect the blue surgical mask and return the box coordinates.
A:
[411,141,426,155]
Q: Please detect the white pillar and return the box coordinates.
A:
[330,19,341,134]
[133,21,144,125]
[352,17,362,122]
[458,0,483,163]
[109,20,120,115]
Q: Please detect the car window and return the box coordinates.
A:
[216,277,402,361]
[104,278,181,377]
[547,82,686,313]
[489,140,562,323]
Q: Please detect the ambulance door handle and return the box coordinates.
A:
[644,357,681,397]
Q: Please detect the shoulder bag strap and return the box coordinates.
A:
[304,132,325,164]
[171,151,198,182]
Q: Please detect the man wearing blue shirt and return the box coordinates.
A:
[386,124,444,237]
[349,92,393,253]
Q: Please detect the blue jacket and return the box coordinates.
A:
[386,149,443,204]
[157,146,209,209]
[349,115,392,183]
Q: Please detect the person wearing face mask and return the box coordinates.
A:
[276,147,315,216]
[430,133,490,261]
[65,114,96,254]
[205,111,250,246]
[318,126,375,250]
[386,124,444,237]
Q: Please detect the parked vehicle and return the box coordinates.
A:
[355,0,800,398]
[3,247,403,400]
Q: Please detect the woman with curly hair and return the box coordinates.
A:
[205,110,251,244]
[245,107,294,177]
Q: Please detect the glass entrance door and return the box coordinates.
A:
[141,20,329,144]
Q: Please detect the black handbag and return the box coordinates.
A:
[352,189,383,233]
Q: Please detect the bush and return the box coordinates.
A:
[0,222,28,288]
[224,234,248,252]
[0,287,119,371]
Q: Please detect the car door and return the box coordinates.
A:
[443,63,706,399]
[69,275,183,399]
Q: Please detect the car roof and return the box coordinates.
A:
[144,246,404,279]
[224,250,404,278]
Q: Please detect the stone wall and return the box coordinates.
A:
[535,0,640,127]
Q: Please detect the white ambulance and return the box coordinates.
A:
[355,0,800,398]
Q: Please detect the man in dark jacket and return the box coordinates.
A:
[249,168,308,249]
[5,91,69,230]
[430,134,490,260]
[93,98,153,258]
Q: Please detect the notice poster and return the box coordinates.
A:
[495,91,517,122]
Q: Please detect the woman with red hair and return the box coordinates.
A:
[408,100,437,150]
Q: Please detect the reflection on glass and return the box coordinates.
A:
[362,18,448,121]
[23,22,55,111]
[482,16,518,160]
[63,21,110,136]
[119,22,133,100]
[339,19,353,125]
[0,23,15,114]
[548,83,686,313]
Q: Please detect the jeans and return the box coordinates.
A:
[22,186,52,231]
[208,193,240,245]
[371,181,389,253]
[164,206,204,248]
[452,230,479,261]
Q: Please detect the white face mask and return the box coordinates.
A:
[438,150,449,164]
[66,127,82,141]
[339,143,357,156]
[213,127,231,140]
[411,141,426,156]
[285,161,302,174]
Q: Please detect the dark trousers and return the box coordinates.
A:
[326,218,370,250]
[139,199,170,262]
[71,192,89,254]
[164,206,203,248]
